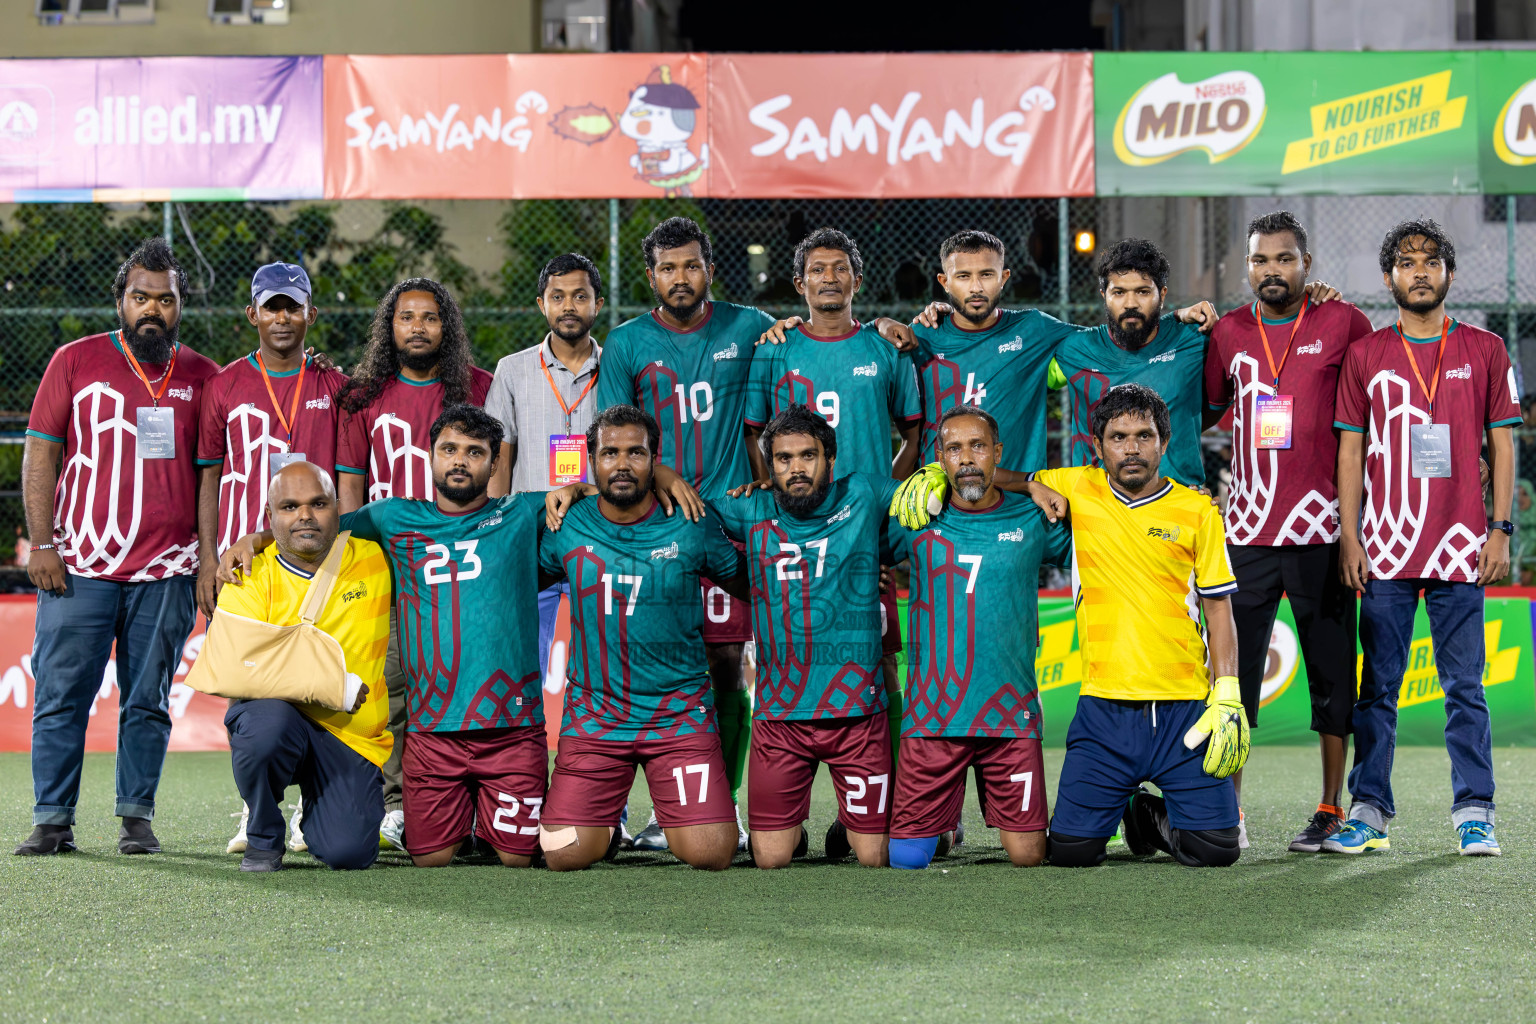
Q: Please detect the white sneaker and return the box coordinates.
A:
[1237,810,1250,850]
[735,803,748,852]
[631,812,668,850]
[227,804,250,855]
[379,808,405,851]
[288,798,307,853]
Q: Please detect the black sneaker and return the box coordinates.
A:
[14,824,76,856]
[240,847,284,872]
[824,820,851,861]
[1288,810,1344,853]
[119,816,161,855]
[1122,787,1172,857]
[953,818,966,848]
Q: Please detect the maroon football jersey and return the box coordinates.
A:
[336,368,493,501]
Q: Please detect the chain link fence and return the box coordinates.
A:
[3,193,1534,579]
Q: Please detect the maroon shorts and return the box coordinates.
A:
[890,735,1048,839]
[747,713,893,833]
[880,579,903,657]
[543,730,736,829]
[402,725,549,857]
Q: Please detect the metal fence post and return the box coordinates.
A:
[163,200,173,245]
[1509,195,1518,355]
[608,198,621,332]
[1059,196,1071,465]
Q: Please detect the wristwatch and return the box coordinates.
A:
[1490,520,1515,536]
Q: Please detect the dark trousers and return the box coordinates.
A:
[31,572,195,825]
[226,699,384,869]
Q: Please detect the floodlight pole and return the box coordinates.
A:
[609,198,621,332]
[163,200,173,245]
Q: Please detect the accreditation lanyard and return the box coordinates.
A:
[120,330,180,408]
[1397,316,1453,479]
[542,342,598,486]
[540,345,598,436]
[120,330,181,459]
[1395,315,1451,419]
[255,351,307,447]
[1249,297,1308,450]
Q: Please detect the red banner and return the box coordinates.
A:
[324,53,712,199]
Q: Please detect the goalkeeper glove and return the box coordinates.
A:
[1182,675,1249,779]
[889,462,948,529]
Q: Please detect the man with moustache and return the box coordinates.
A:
[594,217,774,851]
[16,237,219,856]
[1327,220,1517,857]
[537,405,748,872]
[1204,212,1375,852]
[222,405,554,868]
[707,404,904,869]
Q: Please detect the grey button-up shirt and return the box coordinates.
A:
[485,334,602,493]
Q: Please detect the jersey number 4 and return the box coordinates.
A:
[423,540,482,585]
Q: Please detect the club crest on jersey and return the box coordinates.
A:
[167,385,194,401]
[1445,362,1473,380]
[1147,525,1181,543]
[713,343,739,362]
[852,362,879,377]
[650,541,679,560]
[339,581,369,604]
[998,337,1024,353]
[997,528,1024,542]
[1296,340,1323,355]
[1148,351,1175,365]
[476,514,503,529]
[305,395,332,410]
[826,505,852,525]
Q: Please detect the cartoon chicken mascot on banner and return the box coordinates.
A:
[619,65,708,196]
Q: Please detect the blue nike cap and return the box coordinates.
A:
[250,262,312,307]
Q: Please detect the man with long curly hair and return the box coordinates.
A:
[336,278,493,851]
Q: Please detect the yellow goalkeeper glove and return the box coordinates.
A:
[890,462,948,529]
[1182,675,1249,779]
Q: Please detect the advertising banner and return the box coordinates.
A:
[1477,51,1536,193]
[1095,51,1482,196]
[0,56,323,202]
[707,53,1095,198]
[324,53,712,199]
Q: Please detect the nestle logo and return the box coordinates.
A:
[1445,363,1472,380]
[1296,340,1323,355]
[852,362,878,377]
[998,338,1023,353]
[1148,351,1175,364]
[305,395,331,410]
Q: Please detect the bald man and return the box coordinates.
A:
[214,463,394,871]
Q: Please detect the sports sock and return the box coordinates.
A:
[889,836,938,870]
[1319,803,1345,819]
[715,688,751,802]
[887,690,903,765]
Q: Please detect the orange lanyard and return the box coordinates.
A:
[255,351,307,444]
[119,330,179,407]
[540,344,598,435]
[1395,316,1451,419]
[1253,295,1309,389]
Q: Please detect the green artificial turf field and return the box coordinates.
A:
[3,747,1534,1023]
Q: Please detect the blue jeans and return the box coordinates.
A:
[226,699,383,869]
[1350,578,1496,830]
[31,572,196,825]
[538,582,568,680]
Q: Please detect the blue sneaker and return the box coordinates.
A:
[1321,818,1389,854]
[1458,821,1501,857]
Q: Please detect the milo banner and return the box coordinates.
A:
[1031,596,1536,746]
[1478,51,1536,193]
[1095,51,1482,196]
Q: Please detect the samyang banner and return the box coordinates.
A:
[707,53,1095,198]
[324,53,713,199]
[0,56,323,201]
[1095,51,1482,196]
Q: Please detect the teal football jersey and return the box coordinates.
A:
[890,491,1071,739]
[911,308,1075,472]
[708,473,902,722]
[538,497,743,741]
[341,493,544,733]
[745,322,922,478]
[1051,313,1209,488]
[595,300,774,494]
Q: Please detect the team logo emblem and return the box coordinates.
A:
[1445,363,1472,380]
[1147,525,1181,543]
[650,541,679,560]
[167,386,194,401]
[713,343,739,362]
[1148,351,1175,364]
[826,505,852,525]
[1296,340,1323,355]
[852,362,878,377]
[340,581,368,604]
[476,514,503,529]
[305,395,332,410]
[998,338,1023,353]
[1113,70,1266,166]
[997,528,1024,542]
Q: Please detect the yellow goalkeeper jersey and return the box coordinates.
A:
[1033,466,1236,701]
[214,536,394,766]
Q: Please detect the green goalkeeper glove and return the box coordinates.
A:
[890,462,948,529]
[1182,675,1249,779]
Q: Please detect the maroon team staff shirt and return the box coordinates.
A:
[1333,318,1523,582]
[196,352,349,554]
[335,369,493,502]
[1205,297,1376,547]
[26,330,219,581]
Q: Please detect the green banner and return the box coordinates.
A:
[1476,51,1536,193]
[1029,596,1536,746]
[1095,51,1482,196]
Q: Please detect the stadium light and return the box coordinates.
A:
[1074,230,1095,253]
[746,244,766,255]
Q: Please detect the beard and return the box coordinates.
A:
[653,282,704,322]
[397,343,440,373]
[435,471,486,505]
[952,291,1001,326]
[600,471,648,509]
[550,311,596,343]
[1254,275,1295,309]
[774,471,833,517]
[1106,303,1161,350]
[1389,276,1451,316]
[954,470,989,503]
[118,311,178,364]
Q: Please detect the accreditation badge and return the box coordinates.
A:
[1410,423,1453,478]
[1254,394,1293,450]
[136,407,176,459]
[549,435,588,486]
